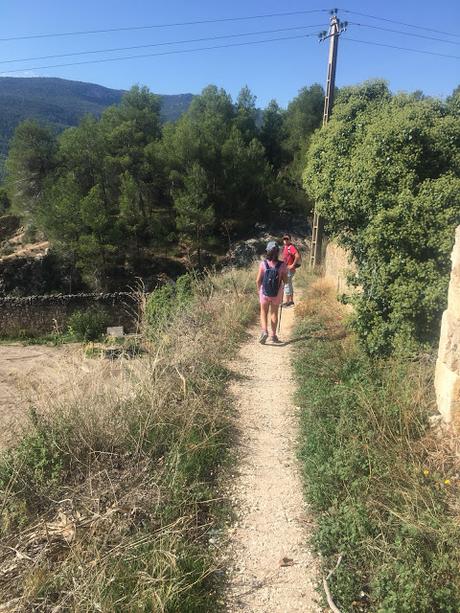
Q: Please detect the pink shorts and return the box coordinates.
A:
[259,287,283,306]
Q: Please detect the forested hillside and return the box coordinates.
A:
[0,77,194,160]
[2,82,324,292]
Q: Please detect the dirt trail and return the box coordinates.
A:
[225,303,319,612]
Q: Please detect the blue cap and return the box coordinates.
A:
[266,241,279,251]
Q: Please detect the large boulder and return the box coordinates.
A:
[435,225,460,427]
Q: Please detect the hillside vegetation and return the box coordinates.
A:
[0,267,256,610]
[0,77,194,161]
[3,82,323,293]
[294,276,460,612]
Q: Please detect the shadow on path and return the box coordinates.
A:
[263,335,311,348]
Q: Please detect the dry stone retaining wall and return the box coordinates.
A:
[324,240,355,293]
[0,292,139,337]
[435,225,460,426]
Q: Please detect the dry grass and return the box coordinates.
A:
[295,277,342,320]
[0,267,257,611]
[294,276,348,341]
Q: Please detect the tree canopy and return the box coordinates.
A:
[5,83,324,289]
[304,80,460,355]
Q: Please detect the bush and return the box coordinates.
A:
[144,273,194,333]
[67,306,110,341]
[303,81,460,356]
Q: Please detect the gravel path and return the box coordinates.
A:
[225,303,320,612]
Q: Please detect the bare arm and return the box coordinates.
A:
[256,266,264,291]
[281,264,288,285]
[288,248,300,270]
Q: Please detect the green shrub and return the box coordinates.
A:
[303,81,460,356]
[145,273,194,333]
[67,306,110,341]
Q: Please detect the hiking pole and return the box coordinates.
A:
[278,303,283,334]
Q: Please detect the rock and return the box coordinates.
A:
[107,326,124,337]
[435,226,460,427]
[279,556,295,567]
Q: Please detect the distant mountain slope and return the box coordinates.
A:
[0,77,193,156]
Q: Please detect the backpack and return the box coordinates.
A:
[262,260,282,297]
[287,244,302,268]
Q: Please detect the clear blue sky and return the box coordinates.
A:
[2,1,459,108]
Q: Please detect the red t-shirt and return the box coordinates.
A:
[283,244,298,267]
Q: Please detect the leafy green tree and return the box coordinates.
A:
[260,99,287,171]
[234,85,258,143]
[304,80,460,355]
[101,85,162,177]
[39,174,82,257]
[33,86,168,287]
[162,84,274,238]
[77,184,122,286]
[6,120,57,221]
[221,127,272,229]
[118,172,146,254]
[173,162,215,267]
[284,84,324,179]
[447,84,460,114]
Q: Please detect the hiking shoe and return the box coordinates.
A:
[259,331,268,344]
[282,301,294,308]
[270,335,282,344]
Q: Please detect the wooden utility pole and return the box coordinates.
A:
[309,11,347,268]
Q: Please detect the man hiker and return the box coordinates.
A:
[256,241,288,344]
[282,234,300,307]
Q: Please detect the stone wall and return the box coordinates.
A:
[435,225,460,426]
[0,292,140,337]
[324,240,355,293]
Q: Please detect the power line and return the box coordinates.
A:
[343,37,460,60]
[340,8,460,40]
[0,24,327,65]
[0,33,319,74]
[0,9,330,42]
[350,21,460,46]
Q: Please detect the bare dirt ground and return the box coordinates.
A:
[225,302,320,612]
[0,343,125,449]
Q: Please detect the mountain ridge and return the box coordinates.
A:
[0,76,194,158]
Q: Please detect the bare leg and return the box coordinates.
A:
[270,304,279,336]
[284,270,294,305]
[260,302,269,332]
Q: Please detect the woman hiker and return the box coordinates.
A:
[256,241,288,344]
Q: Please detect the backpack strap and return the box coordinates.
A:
[265,259,281,268]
